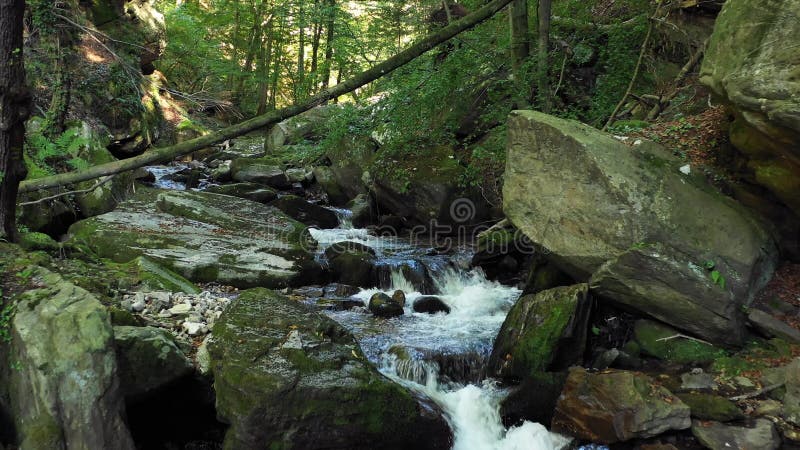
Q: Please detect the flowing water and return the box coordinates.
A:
[310,213,571,450]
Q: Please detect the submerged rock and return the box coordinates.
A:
[412,296,450,314]
[691,419,781,450]
[504,110,778,346]
[68,188,319,288]
[369,292,404,318]
[208,288,450,449]
[489,284,592,380]
[7,267,134,449]
[551,368,691,443]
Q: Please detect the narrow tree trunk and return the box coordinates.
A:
[509,0,529,72]
[1,0,30,241]
[320,0,335,90]
[233,0,266,106]
[256,22,275,115]
[19,0,516,194]
[536,0,552,112]
[296,1,306,100]
[45,34,72,138]
[269,14,285,109]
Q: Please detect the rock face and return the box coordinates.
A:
[489,284,592,380]
[68,188,319,288]
[8,267,134,449]
[504,110,778,346]
[700,0,800,215]
[208,288,450,449]
[551,368,691,443]
[691,419,781,450]
[113,326,194,401]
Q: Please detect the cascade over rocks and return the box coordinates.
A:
[208,288,450,449]
[551,367,691,443]
[504,110,778,346]
[5,267,135,449]
[67,188,320,288]
[700,0,800,216]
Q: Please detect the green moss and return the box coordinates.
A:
[676,392,744,422]
[18,232,60,253]
[634,320,728,364]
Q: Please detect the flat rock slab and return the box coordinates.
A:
[691,419,781,450]
[68,188,319,288]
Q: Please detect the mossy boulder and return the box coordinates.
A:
[118,256,200,294]
[230,158,290,189]
[504,111,778,346]
[328,250,377,287]
[633,320,727,364]
[7,267,134,449]
[700,0,800,215]
[552,368,691,443]
[488,284,592,380]
[368,292,404,318]
[204,182,278,204]
[676,392,744,422]
[67,188,319,288]
[18,232,60,253]
[208,288,450,449]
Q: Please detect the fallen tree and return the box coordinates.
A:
[18,0,514,194]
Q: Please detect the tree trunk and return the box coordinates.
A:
[45,34,72,139]
[320,0,335,90]
[295,1,306,101]
[536,0,552,112]
[256,22,274,115]
[509,0,529,72]
[1,0,30,241]
[233,0,266,105]
[19,0,516,194]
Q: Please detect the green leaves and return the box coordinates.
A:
[703,260,726,290]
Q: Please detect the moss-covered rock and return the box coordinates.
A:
[229,158,290,189]
[208,288,450,449]
[504,110,778,346]
[633,320,727,364]
[328,250,377,287]
[204,182,278,204]
[67,188,319,288]
[368,292,404,318]
[488,284,592,380]
[118,256,200,294]
[7,267,134,449]
[18,233,60,253]
[676,392,744,422]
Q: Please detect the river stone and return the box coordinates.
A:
[392,290,406,307]
[691,419,781,450]
[675,393,743,422]
[230,158,290,189]
[8,267,135,449]
[488,284,592,380]
[67,188,319,288]
[551,368,691,443]
[113,325,194,401]
[700,0,800,215]
[412,296,450,314]
[329,250,377,287]
[748,309,800,344]
[313,166,350,205]
[208,288,449,449]
[505,111,778,346]
[204,182,278,204]
[633,320,725,364]
[271,194,339,228]
[349,193,374,227]
[368,292,404,318]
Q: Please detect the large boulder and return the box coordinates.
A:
[328,249,377,287]
[68,188,319,288]
[271,195,339,228]
[368,292,405,318]
[113,326,194,402]
[208,288,450,450]
[204,182,278,204]
[700,0,800,215]
[488,284,592,380]
[265,105,339,151]
[551,368,691,443]
[230,158,291,189]
[7,267,134,449]
[504,110,778,346]
[691,419,781,450]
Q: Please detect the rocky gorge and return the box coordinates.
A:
[2,0,800,448]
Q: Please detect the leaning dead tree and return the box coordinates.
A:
[19,0,514,194]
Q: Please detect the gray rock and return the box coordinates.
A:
[230,159,291,189]
[505,110,778,346]
[784,357,800,425]
[8,268,134,449]
[113,325,194,400]
[169,303,192,316]
[208,288,450,449]
[681,370,719,391]
[691,418,781,450]
[204,182,278,204]
[748,309,800,343]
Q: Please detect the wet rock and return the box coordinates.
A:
[748,309,800,344]
[551,368,691,443]
[500,372,568,427]
[285,167,310,184]
[488,284,592,380]
[633,320,725,364]
[7,267,134,449]
[204,182,278,204]
[348,193,374,227]
[271,195,339,228]
[328,250,377,287]
[505,110,778,346]
[675,393,743,422]
[691,419,781,450]
[113,326,194,401]
[68,188,318,288]
[293,285,325,298]
[391,290,406,307]
[368,292,404,318]
[313,166,349,205]
[324,241,376,260]
[324,283,361,298]
[230,158,291,189]
[317,298,365,311]
[412,296,450,314]
[208,288,450,449]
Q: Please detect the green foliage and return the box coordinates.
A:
[25,127,91,178]
[702,260,727,289]
[0,300,15,343]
